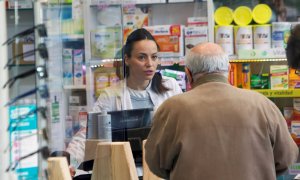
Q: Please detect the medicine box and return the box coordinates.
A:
[145,25,184,57]
[289,68,300,89]
[90,26,122,59]
[184,26,208,55]
[73,49,84,86]
[187,17,208,27]
[270,65,288,90]
[62,49,73,86]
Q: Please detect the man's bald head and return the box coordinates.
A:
[185,42,229,81]
[191,42,225,56]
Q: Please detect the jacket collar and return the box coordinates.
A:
[193,73,229,88]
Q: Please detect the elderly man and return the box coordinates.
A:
[145,42,298,180]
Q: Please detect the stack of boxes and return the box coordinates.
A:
[63,48,85,86]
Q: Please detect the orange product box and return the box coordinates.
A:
[123,7,149,44]
[289,68,300,89]
[236,63,244,88]
[228,63,238,86]
[145,25,184,57]
[235,63,252,89]
[291,121,300,145]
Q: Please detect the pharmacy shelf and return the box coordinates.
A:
[254,89,300,98]
[86,59,122,68]
[230,58,287,63]
[90,0,166,6]
[63,85,87,90]
[62,34,84,41]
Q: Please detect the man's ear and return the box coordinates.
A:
[185,67,193,84]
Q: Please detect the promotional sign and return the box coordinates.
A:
[9,105,38,180]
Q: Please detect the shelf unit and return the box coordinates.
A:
[83,0,209,109]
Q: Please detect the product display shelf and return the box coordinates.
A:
[63,85,87,90]
[160,56,185,66]
[8,64,36,67]
[47,2,72,6]
[61,34,84,41]
[89,0,168,6]
[230,58,287,63]
[87,59,123,68]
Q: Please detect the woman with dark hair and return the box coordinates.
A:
[93,28,182,111]
[66,28,182,173]
[286,24,300,69]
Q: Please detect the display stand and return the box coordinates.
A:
[84,139,107,162]
[91,142,138,180]
[48,157,72,180]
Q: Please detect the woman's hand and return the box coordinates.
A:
[69,166,76,177]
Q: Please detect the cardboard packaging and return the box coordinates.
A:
[270,65,289,90]
[62,48,73,86]
[184,26,208,55]
[187,17,208,27]
[289,68,300,89]
[90,26,122,59]
[145,25,185,57]
[73,49,84,86]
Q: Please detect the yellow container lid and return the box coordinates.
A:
[252,4,272,24]
[233,6,252,26]
[214,6,233,25]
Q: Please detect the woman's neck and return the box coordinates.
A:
[126,77,150,90]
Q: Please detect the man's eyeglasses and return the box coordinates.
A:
[6,146,50,172]
[5,85,49,106]
[3,65,48,88]
[5,43,48,68]
[2,24,47,46]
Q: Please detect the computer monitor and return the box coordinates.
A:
[86,108,153,139]
[84,108,153,169]
[108,107,153,131]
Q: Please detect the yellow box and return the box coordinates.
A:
[289,68,300,89]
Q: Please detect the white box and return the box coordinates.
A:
[73,49,84,86]
[90,26,122,59]
[187,17,208,27]
[62,49,73,86]
[145,25,185,57]
[184,26,208,55]
[69,106,87,134]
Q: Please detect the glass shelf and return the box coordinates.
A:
[6,8,33,11]
[62,34,84,41]
[230,58,287,63]
[254,89,300,98]
[87,59,122,68]
[90,0,167,6]
[8,64,35,67]
[63,85,87,90]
